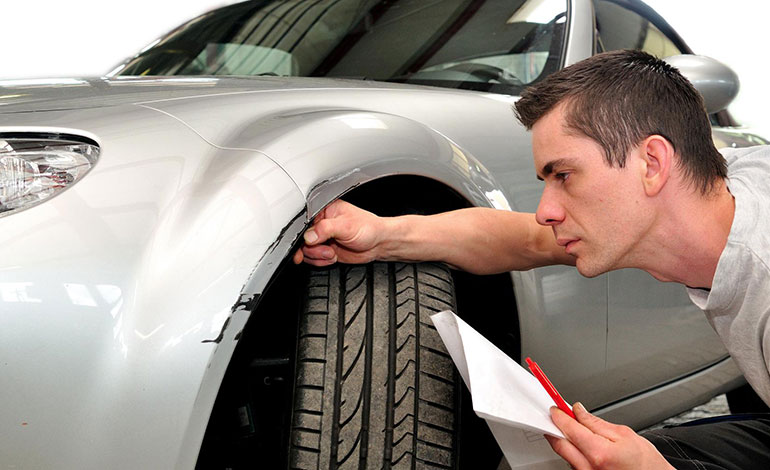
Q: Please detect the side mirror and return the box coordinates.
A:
[664,55,740,114]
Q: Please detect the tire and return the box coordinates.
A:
[289,262,460,470]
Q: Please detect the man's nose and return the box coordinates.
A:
[535,191,565,226]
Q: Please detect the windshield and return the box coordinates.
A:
[112,0,567,96]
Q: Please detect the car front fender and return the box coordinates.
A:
[0,104,306,469]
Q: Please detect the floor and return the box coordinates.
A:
[645,393,729,430]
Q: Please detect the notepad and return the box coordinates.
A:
[431,310,570,470]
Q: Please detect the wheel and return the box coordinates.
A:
[289,262,460,470]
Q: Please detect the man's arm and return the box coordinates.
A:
[293,200,574,274]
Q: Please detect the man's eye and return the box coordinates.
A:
[555,172,570,181]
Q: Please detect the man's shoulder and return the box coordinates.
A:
[721,144,770,167]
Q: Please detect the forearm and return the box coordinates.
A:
[377,207,575,274]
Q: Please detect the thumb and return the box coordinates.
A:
[301,204,335,246]
[303,227,322,245]
[304,212,351,246]
[572,402,623,441]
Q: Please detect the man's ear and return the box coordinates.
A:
[638,135,673,197]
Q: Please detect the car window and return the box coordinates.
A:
[594,0,681,58]
[113,0,568,96]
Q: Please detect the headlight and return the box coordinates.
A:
[0,134,99,217]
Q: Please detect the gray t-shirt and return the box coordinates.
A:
[687,145,770,405]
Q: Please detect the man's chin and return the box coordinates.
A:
[574,258,609,278]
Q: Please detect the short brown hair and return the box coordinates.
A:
[514,49,726,194]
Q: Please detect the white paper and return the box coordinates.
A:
[431,310,570,470]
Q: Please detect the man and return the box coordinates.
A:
[294,50,770,469]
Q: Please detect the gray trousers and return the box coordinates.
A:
[642,415,770,470]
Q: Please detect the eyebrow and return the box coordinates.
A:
[536,158,573,181]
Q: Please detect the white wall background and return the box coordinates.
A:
[1,1,768,136]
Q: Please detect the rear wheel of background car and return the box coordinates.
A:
[289,262,460,470]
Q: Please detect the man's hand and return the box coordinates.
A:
[293,200,385,266]
[546,403,675,470]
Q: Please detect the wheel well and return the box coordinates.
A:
[195,175,521,468]
[340,174,472,216]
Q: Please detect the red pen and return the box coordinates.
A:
[526,357,576,419]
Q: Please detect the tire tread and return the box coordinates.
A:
[290,263,458,470]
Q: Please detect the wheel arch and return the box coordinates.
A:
[188,171,522,466]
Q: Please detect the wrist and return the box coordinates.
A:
[377,214,421,262]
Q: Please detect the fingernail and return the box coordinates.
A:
[573,402,586,413]
[304,230,318,243]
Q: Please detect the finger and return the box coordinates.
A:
[302,256,338,267]
[551,407,610,457]
[304,218,343,246]
[302,244,337,261]
[572,402,624,442]
[300,244,338,266]
[545,435,592,470]
[302,246,338,266]
[326,241,377,265]
[303,227,321,246]
[293,249,304,264]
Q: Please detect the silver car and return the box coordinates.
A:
[0,0,761,468]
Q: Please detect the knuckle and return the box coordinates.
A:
[314,219,332,235]
[617,425,635,437]
[326,199,345,216]
[589,450,609,468]
[550,438,568,454]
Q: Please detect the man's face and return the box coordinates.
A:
[532,104,651,278]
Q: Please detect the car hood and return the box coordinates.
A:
[0,76,424,114]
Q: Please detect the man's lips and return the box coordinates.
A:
[556,238,580,254]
